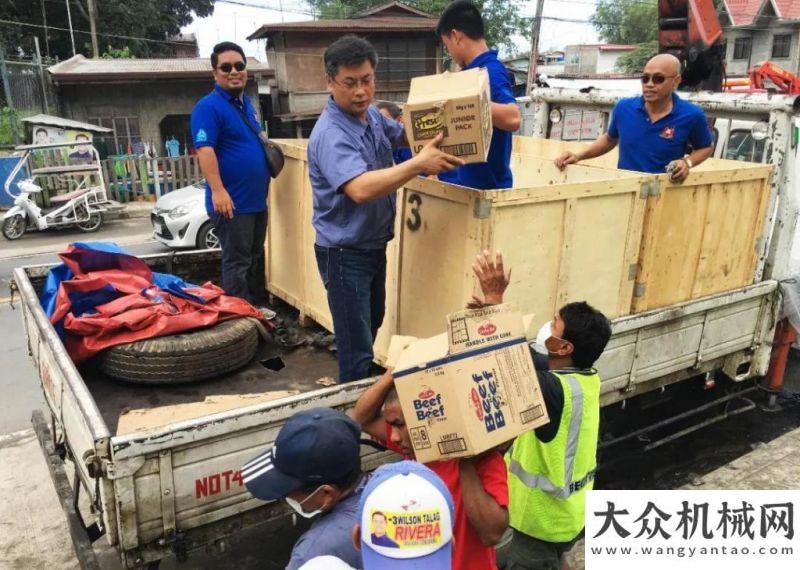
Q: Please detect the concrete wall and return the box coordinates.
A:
[597,51,628,74]
[57,80,260,154]
[724,25,800,76]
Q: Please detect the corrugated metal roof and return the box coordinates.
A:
[248,16,437,39]
[21,114,114,133]
[48,55,273,83]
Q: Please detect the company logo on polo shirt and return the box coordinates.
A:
[660,126,675,140]
[196,129,208,142]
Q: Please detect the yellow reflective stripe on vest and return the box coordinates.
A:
[507,374,595,498]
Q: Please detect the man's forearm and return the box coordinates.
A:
[577,134,618,161]
[459,460,509,546]
[197,147,225,192]
[350,372,394,439]
[343,157,425,204]
[687,146,713,167]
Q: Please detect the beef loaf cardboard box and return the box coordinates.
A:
[404,67,493,164]
[391,304,549,463]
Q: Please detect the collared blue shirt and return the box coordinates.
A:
[439,50,516,190]
[608,93,713,173]
[285,475,369,569]
[190,84,269,214]
[308,97,405,249]
[393,147,413,164]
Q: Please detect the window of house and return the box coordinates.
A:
[372,37,427,83]
[733,37,752,60]
[88,116,142,157]
[772,34,792,59]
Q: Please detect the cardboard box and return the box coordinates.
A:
[404,68,493,164]
[392,304,549,463]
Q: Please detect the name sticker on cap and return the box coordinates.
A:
[369,509,443,550]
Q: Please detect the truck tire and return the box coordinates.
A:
[98,318,259,384]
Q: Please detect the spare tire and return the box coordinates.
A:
[98,318,260,384]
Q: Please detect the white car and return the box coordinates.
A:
[151,183,218,249]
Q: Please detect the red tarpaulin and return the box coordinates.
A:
[48,243,267,363]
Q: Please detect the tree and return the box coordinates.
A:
[305,0,530,55]
[0,1,215,60]
[615,40,658,74]
[591,0,657,45]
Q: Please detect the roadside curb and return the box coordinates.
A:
[110,203,152,220]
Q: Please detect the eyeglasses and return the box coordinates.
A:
[218,61,246,73]
[332,75,375,91]
[640,73,676,85]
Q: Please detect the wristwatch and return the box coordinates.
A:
[684,157,693,169]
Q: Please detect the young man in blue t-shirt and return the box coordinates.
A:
[436,0,522,190]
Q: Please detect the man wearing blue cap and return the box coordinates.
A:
[354,461,455,569]
[241,407,366,569]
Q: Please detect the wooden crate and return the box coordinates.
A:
[268,139,651,360]
[513,137,774,312]
[393,164,648,340]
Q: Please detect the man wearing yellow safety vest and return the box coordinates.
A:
[470,251,612,570]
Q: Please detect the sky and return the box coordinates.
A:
[183,0,601,60]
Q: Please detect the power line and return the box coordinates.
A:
[0,18,196,47]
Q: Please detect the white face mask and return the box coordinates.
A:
[285,485,325,519]
[533,321,553,355]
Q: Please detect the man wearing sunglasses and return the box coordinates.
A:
[191,41,271,308]
[555,53,713,183]
[308,35,463,383]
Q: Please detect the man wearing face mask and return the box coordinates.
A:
[469,253,613,570]
[241,407,366,569]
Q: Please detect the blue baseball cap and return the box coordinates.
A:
[358,461,455,569]
[242,407,361,501]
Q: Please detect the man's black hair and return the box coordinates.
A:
[75,133,89,140]
[376,100,402,119]
[436,0,485,40]
[559,301,612,369]
[35,127,47,136]
[324,34,378,78]
[211,41,246,69]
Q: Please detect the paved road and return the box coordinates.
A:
[0,217,170,432]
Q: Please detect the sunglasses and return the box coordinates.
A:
[218,61,246,73]
[640,73,676,85]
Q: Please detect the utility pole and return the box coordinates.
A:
[34,36,50,115]
[65,0,76,57]
[86,0,100,58]
[526,0,546,97]
[40,0,50,57]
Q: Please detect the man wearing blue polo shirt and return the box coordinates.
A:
[309,35,462,383]
[555,54,714,183]
[437,0,522,190]
[191,41,270,306]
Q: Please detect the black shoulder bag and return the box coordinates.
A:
[225,95,285,178]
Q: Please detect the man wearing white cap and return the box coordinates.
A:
[354,460,455,569]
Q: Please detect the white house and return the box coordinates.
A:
[564,44,635,76]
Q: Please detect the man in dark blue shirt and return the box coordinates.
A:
[376,101,413,164]
[308,35,462,382]
[191,41,270,306]
[436,0,521,190]
[555,54,714,183]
